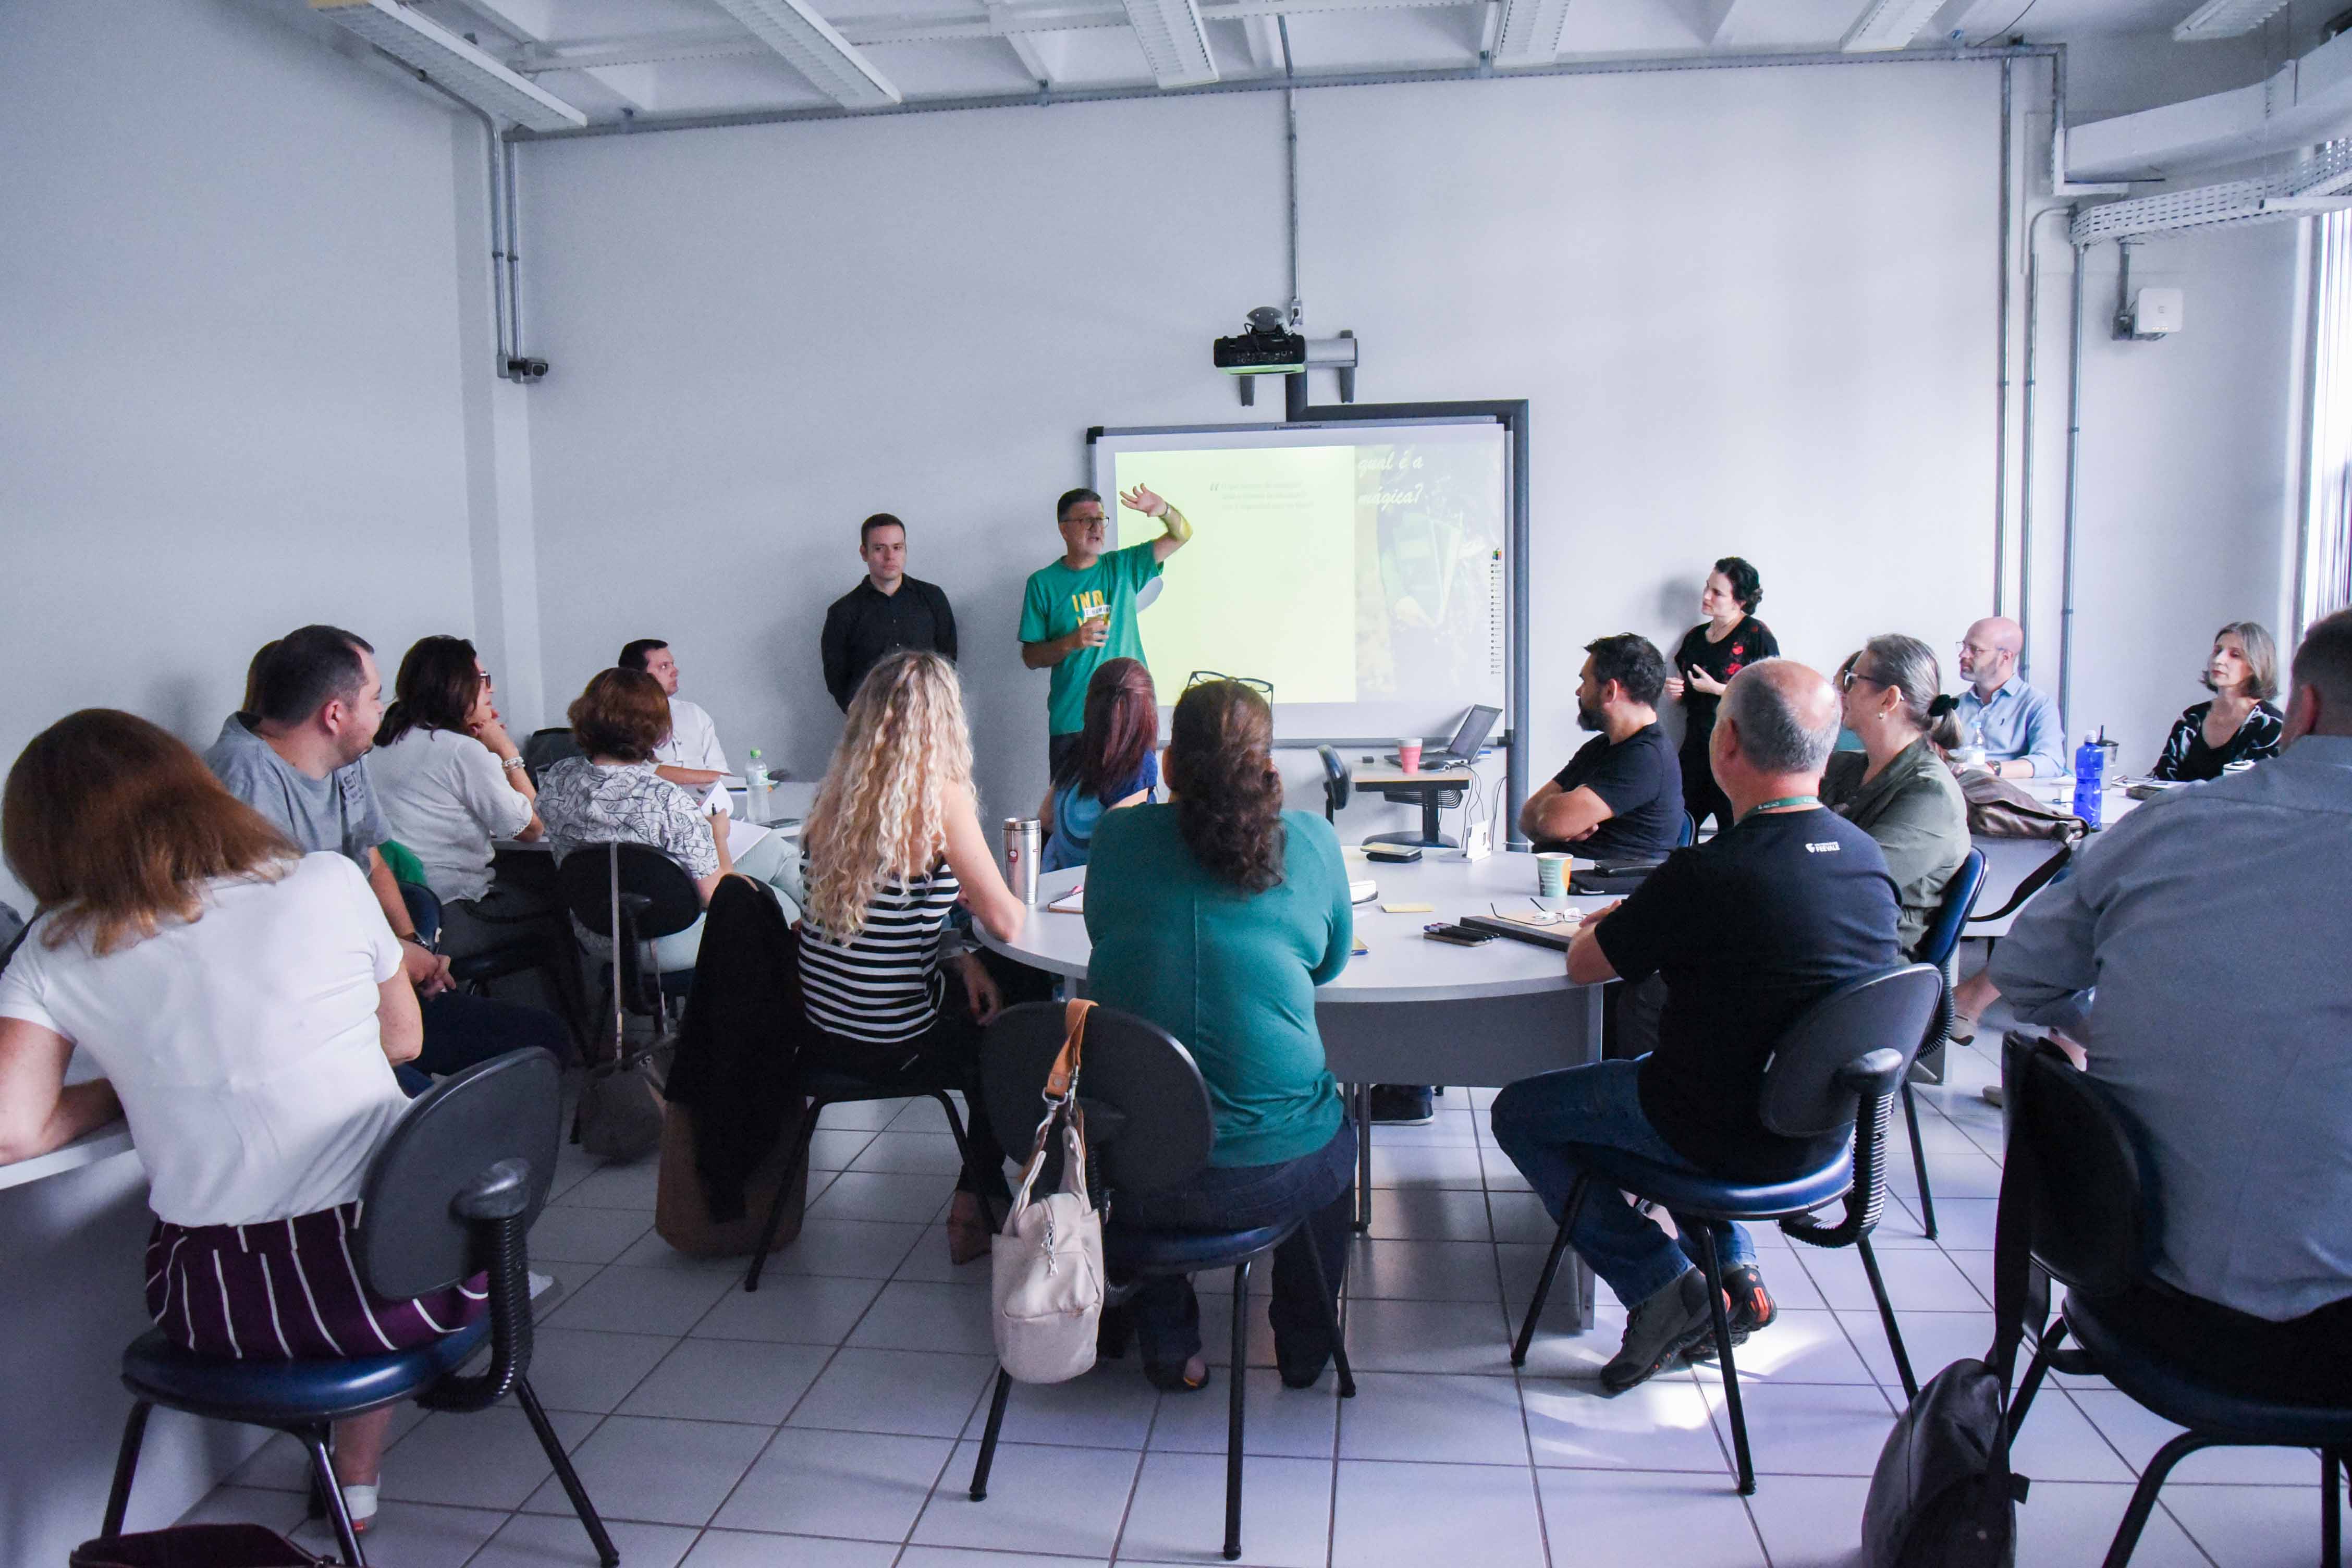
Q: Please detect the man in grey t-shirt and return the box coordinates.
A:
[210,626,569,1087]
[205,709,389,872]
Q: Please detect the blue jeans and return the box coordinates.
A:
[1489,1058,1756,1309]
[1111,1118,1356,1377]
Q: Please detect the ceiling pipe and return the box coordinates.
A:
[510,42,2061,140]
[2059,232,2088,738]
[2017,204,2079,687]
[416,74,514,378]
[1994,57,2013,616]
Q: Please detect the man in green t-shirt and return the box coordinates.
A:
[1019,483,1194,777]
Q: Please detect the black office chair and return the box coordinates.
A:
[740,920,996,1291]
[522,727,583,787]
[1901,848,1988,1239]
[94,1050,614,1568]
[1999,1036,2352,1566]
[965,1002,1357,1562]
[1511,964,1940,1494]
[1317,744,1351,823]
[555,842,703,1036]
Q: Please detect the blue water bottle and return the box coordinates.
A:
[2072,733,2105,829]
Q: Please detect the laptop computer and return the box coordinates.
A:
[1388,703,1501,771]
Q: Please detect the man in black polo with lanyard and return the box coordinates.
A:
[822,513,959,711]
[1490,659,1899,1393]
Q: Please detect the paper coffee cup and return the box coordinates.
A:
[1398,739,1423,773]
[1535,851,1569,897]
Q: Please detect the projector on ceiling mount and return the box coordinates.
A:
[1212,307,1307,375]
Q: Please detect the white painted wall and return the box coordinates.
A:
[0,0,483,911]
[0,4,484,1548]
[2015,218,2304,771]
[520,92,1292,824]
[522,62,2004,827]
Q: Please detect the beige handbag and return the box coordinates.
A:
[991,999,1106,1385]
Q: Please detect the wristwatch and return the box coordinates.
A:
[500,755,528,772]
[401,932,440,956]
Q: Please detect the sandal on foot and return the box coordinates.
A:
[1144,1357,1211,1394]
[946,1192,992,1266]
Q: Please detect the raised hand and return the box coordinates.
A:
[1119,483,1169,519]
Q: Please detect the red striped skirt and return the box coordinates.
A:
[144,1203,485,1362]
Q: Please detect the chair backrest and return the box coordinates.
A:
[1318,745,1351,819]
[1676,812,1697,849]
[1915,848,1988,969]
[357,1047,562,1300]
[981,1001,1216,1198]
[523,727,582,786]
[1758,964,1942,1137]
[2003,1035,2152,1298]
[555,842,704,942]
[398,880,443,948]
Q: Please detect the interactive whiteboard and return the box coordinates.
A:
[1088,418,1512,743]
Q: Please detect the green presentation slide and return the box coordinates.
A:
[1112,444,1361,703]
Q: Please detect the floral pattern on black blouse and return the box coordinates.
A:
[2151,699,2284,782]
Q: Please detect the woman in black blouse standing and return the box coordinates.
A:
[1661,557,1779,833]
[2151,620,2285,781]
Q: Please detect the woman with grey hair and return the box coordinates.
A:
[1822,634,1970,956]
[2151,621,2284,781]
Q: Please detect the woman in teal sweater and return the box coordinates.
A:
[1085,679,1356,1392]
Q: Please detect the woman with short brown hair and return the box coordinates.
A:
[0,709,452,1531]
[2151,621,2286,781]
[537,668,799,972]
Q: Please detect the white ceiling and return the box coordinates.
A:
[360,0,2260,125]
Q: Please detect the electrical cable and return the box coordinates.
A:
[1968,0,2039,47]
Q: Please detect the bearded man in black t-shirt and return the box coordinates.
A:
[1520,633,1685,863]
[1491,660,1899,1394]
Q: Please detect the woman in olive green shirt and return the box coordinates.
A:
[1085,680,1356,1393]
[1823,635,1971,956]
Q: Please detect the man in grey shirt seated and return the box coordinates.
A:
[1989,608,2352,1401]
[209,625,569,1092]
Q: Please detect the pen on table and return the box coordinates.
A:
[1530,897,1546,911]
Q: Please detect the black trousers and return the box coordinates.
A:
[797,978,1011,1204]
[1678,737,1729,836]
[2106,1278,2352,1406]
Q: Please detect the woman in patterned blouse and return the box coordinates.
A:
[2151,622,2285,782]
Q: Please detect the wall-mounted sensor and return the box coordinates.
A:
[2127,287,2184,337]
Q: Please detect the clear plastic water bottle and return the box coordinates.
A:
[2072,732,2105,829]
[744,749,773,826]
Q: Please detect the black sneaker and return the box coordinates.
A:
[1368,1084,1436,1123]
[1600,1268,1715,1394]
[1686,1264,1777,1362]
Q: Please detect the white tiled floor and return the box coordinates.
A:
[183,1015,2337,1567]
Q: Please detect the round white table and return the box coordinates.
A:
[979,849,1613,1325]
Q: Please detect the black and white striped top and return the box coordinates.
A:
[798,856,962,1043]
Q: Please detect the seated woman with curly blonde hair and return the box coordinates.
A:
[798,651,1027,1264]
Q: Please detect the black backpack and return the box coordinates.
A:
[1860,1057,2042,1566]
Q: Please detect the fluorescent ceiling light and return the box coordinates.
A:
[1840,0,1946,52]
[709,0,903,108]
[2172,0,2294,40]
[1120,0,1218,88]
[309,0,586,129]
[1492,0,1575,68]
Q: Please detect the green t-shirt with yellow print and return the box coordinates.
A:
[1019,540,1165,736]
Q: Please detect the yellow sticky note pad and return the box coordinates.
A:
[1380,902,1436,914]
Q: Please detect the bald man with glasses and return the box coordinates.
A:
[1954,616,2064,779]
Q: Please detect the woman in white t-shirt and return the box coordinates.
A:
[368,636,545,958]
[0,710,465,1533]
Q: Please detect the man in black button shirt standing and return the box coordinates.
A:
[1520,633,1685,862]
[1491,659,1899,1393]
[820,514,959,710]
